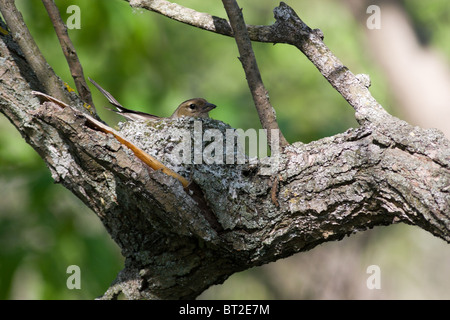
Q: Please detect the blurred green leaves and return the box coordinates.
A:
[404,0,450,56]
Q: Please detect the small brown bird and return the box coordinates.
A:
[89,78,216,121]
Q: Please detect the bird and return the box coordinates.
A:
[88,78,216,121]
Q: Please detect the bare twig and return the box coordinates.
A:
[41,0,96,113]
[222,0,289,148]
[0,0,68,103]
[128,0,231,35]
[127,0,277,42]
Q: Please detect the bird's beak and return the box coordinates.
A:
[204,103,216,112]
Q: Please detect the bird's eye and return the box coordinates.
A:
[189,103,196,110]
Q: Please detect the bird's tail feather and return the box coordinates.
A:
[89,77,128,112]
[89,77,161,121]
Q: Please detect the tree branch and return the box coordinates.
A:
[0,0,68,103]
[128,0,233,36]
[222,0,289,149]
[41,0,96,113]
[126,0,280,42]
[125,1,392,127]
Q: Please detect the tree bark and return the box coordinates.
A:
[0,3,449,299]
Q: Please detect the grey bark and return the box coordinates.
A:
[0,3,449,299]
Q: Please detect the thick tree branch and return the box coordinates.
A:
[222,0,288,148]
[0,0,68,103]
[41,0,96,113]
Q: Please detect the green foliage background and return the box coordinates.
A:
[0,0,448,299]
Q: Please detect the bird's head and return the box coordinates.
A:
[173,98,216,119]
